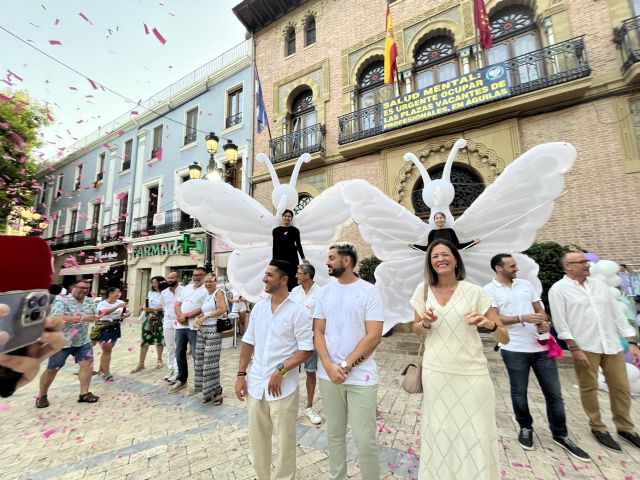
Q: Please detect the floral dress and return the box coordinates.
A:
[141,290,164,347]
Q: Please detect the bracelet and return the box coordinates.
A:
[421,320,431,330]
[488,321,499,333]
[236,371,247,377]
[628,341,638,346]
[518,315,524,326]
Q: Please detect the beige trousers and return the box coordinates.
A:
[247,388,299,480]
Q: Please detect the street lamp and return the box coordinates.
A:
[188,161,202,180]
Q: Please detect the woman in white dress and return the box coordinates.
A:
[410,239,509,480]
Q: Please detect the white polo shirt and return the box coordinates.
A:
[549,275,635,354]
[313,279,384,386]
[160,285,184,329]
[484,278,546,353]
[242,296,314,401]
[176,283,207,330]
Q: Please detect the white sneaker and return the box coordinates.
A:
[168,380,186,393]
[304,407,322,425]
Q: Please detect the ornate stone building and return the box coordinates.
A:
[234,0,640,265]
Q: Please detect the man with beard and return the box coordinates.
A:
[159,271,183,382]
[36,280,99,407]
[235,260,313,479]
[313,243,384,479]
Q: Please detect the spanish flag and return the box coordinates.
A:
[384,1,397,85]
[473,0,493,49]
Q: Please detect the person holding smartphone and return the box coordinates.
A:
[36,280,99,407]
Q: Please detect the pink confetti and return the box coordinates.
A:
[152,28,167,44]
[0,403,11,411]
[143,23,150,35]
[87,78,98,90]
[54,18,60,26]
[0,93,13,103]
[78,12,93,25]
[9,131,26,146]
[127,346,133,352]
[131,110,139,115]
[43,427,58,438]
[49,40,62,46]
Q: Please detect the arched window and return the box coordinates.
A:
[414,36,458,89]
[411,164,485,220]
[486,5,540,83]
[357,60,392,130]
[305,16,316,46]
[294,194,313,214]
[285,27,296,56]
[288,89,317,153]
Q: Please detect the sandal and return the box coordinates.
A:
[78,392,99,403]
[155,361,164,369]
[213,394,223,406]
[130,364,145,374]
[103,374,113,381]
[35,395,50,408]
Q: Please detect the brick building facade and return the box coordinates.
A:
[234,0,640,265]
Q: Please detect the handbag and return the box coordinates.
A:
[401,336,425,394]
[216,316,233,333]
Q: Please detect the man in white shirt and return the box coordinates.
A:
[314,243,384,480]
[291,263,324,425]
[170,267,207,393]
[485,254,589,461]
[550,251,640,452]
[235,260,313,480]
[159,271,183,382]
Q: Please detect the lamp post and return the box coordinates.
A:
[186,133,239,273]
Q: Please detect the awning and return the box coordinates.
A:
[59,261,124,277]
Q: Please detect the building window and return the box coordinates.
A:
[122,139,133,171]
[38,181,48,205]
[91,202,101,230]
[357,60,393,129]
[74,165,83,190]
[152,125,163,158]
[294,194,313,214]
[56,173,64,198]
[285,27,296,56]
[184,107,198,145]
[304,17,316,46]
[486,5,540,82]
[68,209,78,234]
[96,152,105,183]
[226,87,243,128]
[412,164,485,219]
[117,192,128,222]
[414,36,458,89]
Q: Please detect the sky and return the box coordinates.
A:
[0,0,247,161]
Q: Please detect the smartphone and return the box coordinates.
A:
[0,290,51,354]
[0,236,54,354]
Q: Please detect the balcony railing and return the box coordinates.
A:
[338,36,590,144]
[46,228,98,251]
[225,112,243,128]
[614,15,640,72]
[269,123,326,164]
[121,159,131,171]
[184,130,197,145]
[100,221,126,243]
[131,209,200,238]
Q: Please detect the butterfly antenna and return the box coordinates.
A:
[443,139,467,182]
[257,153,281,187]
[290,152,311,188]
[404,152,431,183]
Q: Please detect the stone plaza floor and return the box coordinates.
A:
[0,321,638,480]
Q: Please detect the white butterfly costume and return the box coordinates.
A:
[342,139,577,333]
[176,153,351,302]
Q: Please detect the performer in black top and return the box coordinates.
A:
[410,211,480,251]
[272,209,307,291]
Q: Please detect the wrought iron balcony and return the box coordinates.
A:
[614,16,640,72]
[269,123,326,164]
[121,159,131,171]
[184,130,197,145]
[131,209,200,238]
[46,228,98,251]
[100,221,126,243]
[225,112,243,128]
[338,36,590,144]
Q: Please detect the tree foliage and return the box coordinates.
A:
[358,255,381,284]
[0,90,51,228]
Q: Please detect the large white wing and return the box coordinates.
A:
[454,142,576,252]
[176,179,274,247]
[342,179,430,260]
[295,181,353,244]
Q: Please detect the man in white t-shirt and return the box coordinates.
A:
[159,271,183,382]
[169,267,207,393]
[291,263,324,425]
[313,243,384,480]
[235,260,313,480]
[484,254,589,462]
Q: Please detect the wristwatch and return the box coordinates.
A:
[277,362,286,375]
[340,360,351,373]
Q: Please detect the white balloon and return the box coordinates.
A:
[597,260,621,277]
[609,287,622,300]
[627,363,640,382]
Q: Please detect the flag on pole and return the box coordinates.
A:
[473,0,493,50]
[255,71,268,134]
[384,2,397,85]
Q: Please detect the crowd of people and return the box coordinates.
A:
[1,209,640,480]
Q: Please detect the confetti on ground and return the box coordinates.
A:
[0,403,11,411]
[42,427,58,438]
